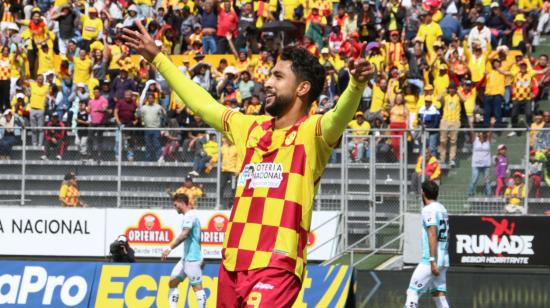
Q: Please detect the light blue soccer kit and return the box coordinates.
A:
[171,210,203,286]
[408,201,450,294]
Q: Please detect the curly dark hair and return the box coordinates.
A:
[280,47,326,107]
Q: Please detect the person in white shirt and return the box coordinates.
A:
[467,17,491,50]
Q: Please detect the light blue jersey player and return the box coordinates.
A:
[161,193,207,308]
[405,181,450,308]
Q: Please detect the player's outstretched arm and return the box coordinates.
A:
[122,20,227,131]
[320,58,373,146]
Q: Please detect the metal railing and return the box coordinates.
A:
[3,125,548,262]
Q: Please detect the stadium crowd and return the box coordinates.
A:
[0,0,550,207]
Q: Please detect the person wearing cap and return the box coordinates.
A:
[504,172,526,213]
[494,144,508,196]
[110,65,138,102]
[486,2,514,47]
[347,111,371,162]
[509,61,550,136]
[80,6,103,51]
[176,176,204,208]
[467,131,493,196]
[59,172,88,207]
[511,14,529,51]
[467,16,491,50]
[416,12,443,56]
[42,112,67,161]
[418,95,441,155]
[385,30,405,71]
[28,74,49,146]
[0,109,23,160]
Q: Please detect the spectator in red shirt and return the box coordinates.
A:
[535,54,550,101]
[216,0,238,54]
[114,90,138,161]
[41,114,67,161]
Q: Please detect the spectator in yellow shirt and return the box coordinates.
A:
[416,13,443,57]
[188,132,218,176]
[37,41,55,76]
[29,75,49,146]
[176,176,204,209]
[73,50,92,85]
[80,7,103,51]
[438,82,463,167]
[59,172,88,207]
[483,58,511,128]
[347,111,370,162]
[505,172,526,214]
[220,137,239,208]
[245,95,262,115]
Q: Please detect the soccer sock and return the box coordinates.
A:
[404,289,419,308]
[433,296,449,308]
[195,289,207,308]
[169,288,179,308]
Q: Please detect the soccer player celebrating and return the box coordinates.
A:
[161,193,207,308]
[124,21,373,306]
[405,181,450,308]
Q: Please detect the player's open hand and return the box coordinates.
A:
[122,20,160,63]
[431,262,439,276]
[348,57,374,83]
[161,249,171,261]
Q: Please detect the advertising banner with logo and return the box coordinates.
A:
[449,215,550,266]
[0,207,339,260]
[0,207,106,256]
[105,209,339,261]
[0,261,353,307]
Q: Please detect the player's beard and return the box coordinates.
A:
[265,93,293,117]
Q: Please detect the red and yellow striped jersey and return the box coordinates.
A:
[221,110,333,280]
[59,184,80,207]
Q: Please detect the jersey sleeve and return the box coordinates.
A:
[421,208,437,227]
[152,52,227,131]
[320,76,367,146]
[182,214,194,230]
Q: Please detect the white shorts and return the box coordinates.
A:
[407,263,448,294]
[170,259,203,286]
